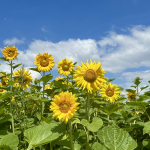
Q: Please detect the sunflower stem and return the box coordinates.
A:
[42,72,45,117]
[86,90,90,150]
[10,60,15,134]
[68,119,74,150]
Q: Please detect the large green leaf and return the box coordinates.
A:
[143,121,150,135]
[81,117,103,132]
[92,142,108,150]
[0,133,19,150]
[24,121,66,150]
[97,124,137,150]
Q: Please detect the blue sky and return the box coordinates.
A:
[0,0,150,101]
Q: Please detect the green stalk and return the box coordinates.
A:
[42,72,45,116]
[68,119,74,150]
[86,90,90,150]
[10,60,15,134]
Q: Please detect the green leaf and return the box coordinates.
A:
[12,63,22,70]
[132,76,143,87]
[0,133,19,150]
[92,142,108,150]
[0,92,17,100]
[126,89,136,94]
[71,118,80,125]
[28,67,42,75]
[74,143,81,150]
[39,74,53,83]
[142,139,150,149]
[24,121,66,150]
[143,121,150,135]
[102,103,123,115]
[0,57,9,62]
[30,85,42,92]
[107,78,116,83]
[6,80,19,86]
[97,125,137,150]
[140,85,149,91]
[0,130,7,138]
[126,102,149,110]
[81,117,103,132]
[0,113,12,124]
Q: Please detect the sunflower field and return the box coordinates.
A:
[0,46,150,150]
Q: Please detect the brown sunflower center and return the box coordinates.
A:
[1,80,6,86]
[83,69,97,82]
[40,59,49,67]
[106,89,114,97]
[60,102,70,113]
[62,65,69,71]
[130,95,136,101]
[8,51,13,57]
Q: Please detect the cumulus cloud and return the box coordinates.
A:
[97,26,150,74]
[3,37,25,46]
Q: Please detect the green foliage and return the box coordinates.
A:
[0,133,19,150]
[97,124,137,150]
[81,117,103,132]
[24,121,66,150]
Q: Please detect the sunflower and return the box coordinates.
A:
[57,58,74,76]
[0,83,7,93]
[2,46,19,61]
[55,76,72,85]
[73,59,108,94]
[13,68,33,90]
[55,76,64,81]
[44,81,52,90]
[127,91,137,102]
[63,79,72,86]
[50,91,80,123]
[44,81,57,98]
[34,52,55,73]
[98,82,121,103]
[0,72,9,86]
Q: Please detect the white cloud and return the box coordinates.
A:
[3,37,25,46]
[41,25,48,32]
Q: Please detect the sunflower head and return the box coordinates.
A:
[2,46,19,61]
[73,59,108,94]
[127,91,137,102]
[0,72,9,86]
[34,52,55,73]
[55,76,64,81]
[57,58,74,76]
[50,91,80,123]
[0,83,7,93]
[98,82,122,103]
[13,68,33,90]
